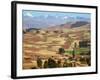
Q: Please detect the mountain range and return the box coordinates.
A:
[43,21,90,31]
[23,15,90,29]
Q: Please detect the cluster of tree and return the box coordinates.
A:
[31,55,91,69]
[79,56,91,66]
[79,40,90,48]
[31,57,74,69]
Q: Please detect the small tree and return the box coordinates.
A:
[58,48,65,55]
[37,57,42,68]
[36,30,40,34]
[72,42,77,58]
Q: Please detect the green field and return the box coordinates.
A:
[65,48,90,55]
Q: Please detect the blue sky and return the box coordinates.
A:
[22,10,91,29]
[23,10,90,19]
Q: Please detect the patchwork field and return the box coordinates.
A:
[23,23,91,69]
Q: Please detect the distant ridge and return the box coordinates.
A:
[23,28,40,33]
[71,21,89,28]
[43,21,90,31]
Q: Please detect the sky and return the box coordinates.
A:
[22,10,91,29]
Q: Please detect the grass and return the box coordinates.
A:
[65,48,90,55]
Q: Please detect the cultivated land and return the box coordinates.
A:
[23,22,91,69]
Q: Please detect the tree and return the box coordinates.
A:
[36,30,40,34]
[48,57,57,68]
[72,42,77,58]
[37,57,42,68]
[58,48,65,55]
[44,61,48,68]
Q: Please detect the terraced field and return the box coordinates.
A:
[23,25,91,69]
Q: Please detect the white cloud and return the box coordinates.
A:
[63,16,68,19]
[25,12,33,17]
